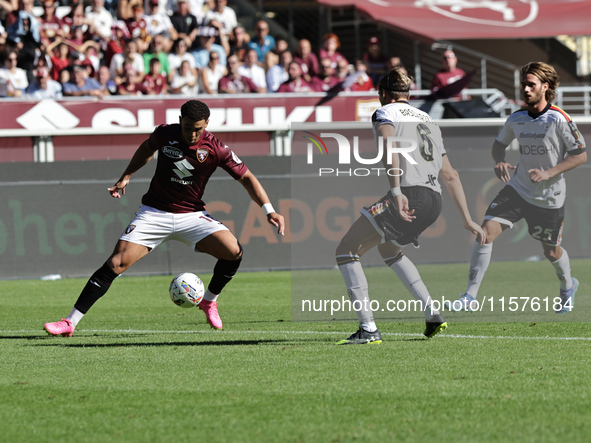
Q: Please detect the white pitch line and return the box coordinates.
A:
[3,329,591,341]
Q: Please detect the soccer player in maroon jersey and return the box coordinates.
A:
[44,100,285,337]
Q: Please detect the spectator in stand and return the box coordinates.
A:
[192,25,228,68]
[238,48,266,93]
[386,56,402,71]
[336,57,350,82]
[341,59,374,92]
[104,21,128,68]
[119,1,150,53]
[97,65,117,95]
[46,40,70,81]
[0,48,28,96]
[294,38,319,83]
[84,0,113,43]
[277,61,314,93]
[264,50,278,72]
[62,63,103,96]
[143,57,168,95]
[204,0,236,38]
[65,23,85,51]
[272,38,288,56]
[39,0,65,46]
[162,0,205,17]
[362,36,387,85]
[170,0,200,52]
[199,50,224,94]
[110,38,145,83]
[3,0,35,29]
[144,0,177,49]
[319,33,347,69]
[7,4,40,82]
[431,49,466,98]
[26,65,63,99]
[218,53,257,94]
[229,24,249,61]
[311,57,341,92]
[248,20,274,63]
[170,59,198,95]
[143,34,171,77]
[266,49,291,92]
[58,65,70,85]
[117,66,148,95]
[168,37,197,83]
[80,58,96,80]
[62,4,89,43]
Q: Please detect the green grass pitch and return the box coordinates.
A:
[1,260,591,442]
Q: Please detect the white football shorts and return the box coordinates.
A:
[119,205,230,251]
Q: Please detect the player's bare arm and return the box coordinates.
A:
[491,139,516,182]
[238,170,285,235]
[527,150,587,183]
[439,155,486,244]
[108,139,157,198]
[377,123,415,222]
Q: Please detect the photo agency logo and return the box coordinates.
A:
[303,131,418,177]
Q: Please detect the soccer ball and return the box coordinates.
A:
[169,273,205,308]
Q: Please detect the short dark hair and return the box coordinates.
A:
[181,100,210,121]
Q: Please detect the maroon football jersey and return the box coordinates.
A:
[141,124,248,213]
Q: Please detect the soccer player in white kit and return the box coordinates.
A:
[44,100,285,337]
[448,62,586,313]
[335,67,485,344]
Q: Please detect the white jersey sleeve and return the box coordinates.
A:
[372,102,446,194]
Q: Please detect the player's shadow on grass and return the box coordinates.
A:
[34,339,302,347]
[0,335,51,340]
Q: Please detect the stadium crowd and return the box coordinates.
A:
[0,0,412,98]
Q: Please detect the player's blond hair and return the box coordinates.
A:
[521,62,559,103]
[378,67,413,100]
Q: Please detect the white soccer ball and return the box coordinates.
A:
[169,273,205,308]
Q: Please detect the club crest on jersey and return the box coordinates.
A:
[197,148,209,162]
[162,146,183,159]
[124,224,136,235]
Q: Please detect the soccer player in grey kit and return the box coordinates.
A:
[448,62,586,313]
[45,100,285,337]
[335,68,485,345]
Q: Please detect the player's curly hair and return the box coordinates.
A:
[378,67,413,100]
[181,100,210,122]
[521,62,559,103]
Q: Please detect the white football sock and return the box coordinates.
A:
[337,256,375,327]
[203,289,219,302]
[551,248,573,291]
[465,241,493,298]
[387,254,443,323]
[360,321,378,332]
[66,308,84,327]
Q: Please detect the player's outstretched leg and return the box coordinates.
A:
[382,250,447,338]
[44,262,119,337]
[199,256,242,329]
[446,240,493,312]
